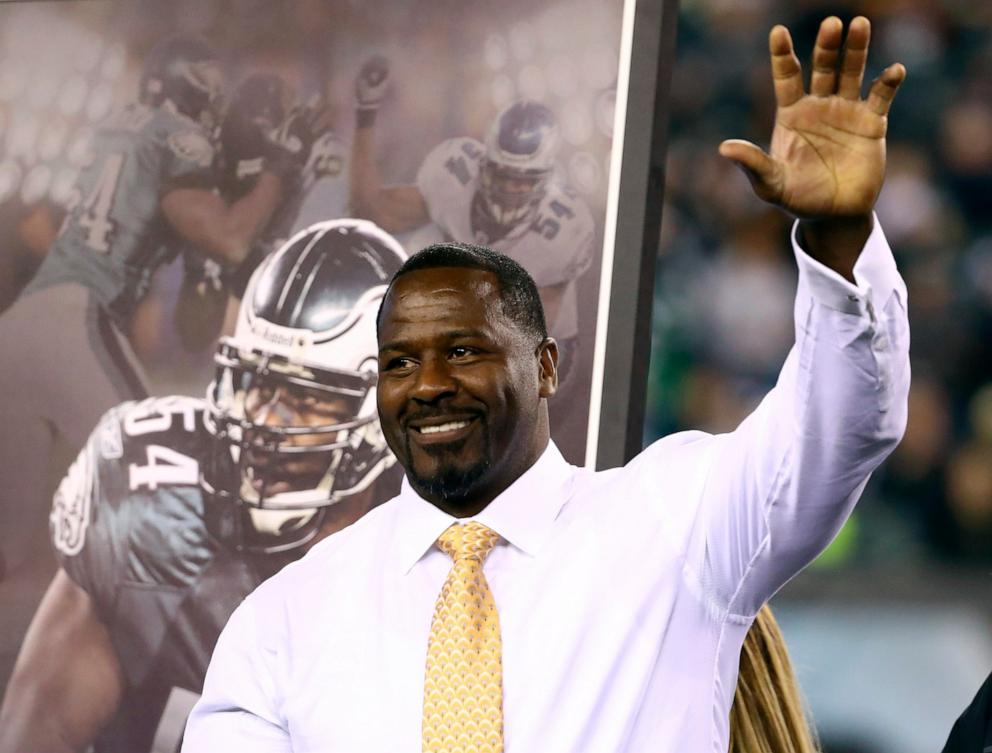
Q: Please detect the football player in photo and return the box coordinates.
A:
[0,220,407,753]
[177,70,344,349]
[349,57,596,397]
[0,37,317,580]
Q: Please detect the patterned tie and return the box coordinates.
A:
[422,522,503,753]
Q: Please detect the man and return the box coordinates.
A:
[0,36,318,578]
[0,220,408,753]
[183,17,909,752]
[349,60,595,387]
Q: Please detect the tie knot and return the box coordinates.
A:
[437,522,500,562]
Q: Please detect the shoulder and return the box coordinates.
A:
[151,109,215,168]
[576,430,716,491]
[416,136,483,204]
[537,184,595,246]
[421,136,484,172]
[53,396,213,585]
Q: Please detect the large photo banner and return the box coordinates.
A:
[0,0,630,750]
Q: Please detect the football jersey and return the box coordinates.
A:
[51,396,269,753]
[26,104,215,323]
[415,137,595,339]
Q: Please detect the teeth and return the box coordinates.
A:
[419,420,470,435]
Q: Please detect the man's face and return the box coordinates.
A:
[242,378,351,498]
[376,267,556,513]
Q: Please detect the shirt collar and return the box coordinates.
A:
[393,441,573,573]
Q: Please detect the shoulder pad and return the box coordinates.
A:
[166,128,215,168]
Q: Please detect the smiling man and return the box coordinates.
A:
[183,16,910,753]
[376,254,555,516]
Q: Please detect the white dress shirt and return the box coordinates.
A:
[183,219,909,753]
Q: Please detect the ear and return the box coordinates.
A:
[537,337,558,398]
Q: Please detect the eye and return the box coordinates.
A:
[382,356,417,374]
[449,346,479,361]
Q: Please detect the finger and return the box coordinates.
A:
[866,62,906,116]
[809,16,844,97]
[718,139,780,201]
[837,16,870,100]
[769,25,804,108]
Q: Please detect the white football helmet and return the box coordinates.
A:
[203,219,406,552]
[479,100,560,228]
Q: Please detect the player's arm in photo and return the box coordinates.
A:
[174,253,229,351]
[0,570,121,753]
[158,142,288,270]
[349,56,431,233]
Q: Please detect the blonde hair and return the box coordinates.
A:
[729,605,820,753]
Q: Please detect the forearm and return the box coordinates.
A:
[175,275,229,351]
[350,125,427,233]
[350,124,383,220]
[700,219,909,614]
[0,694,85,753]
[213,172,283,264]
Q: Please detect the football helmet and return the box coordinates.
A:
[217,72,294,197]
[139,36,224,129]
[479,100,560,227]
[203,219,407,553]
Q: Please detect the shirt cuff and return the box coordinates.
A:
[791,213,906,317]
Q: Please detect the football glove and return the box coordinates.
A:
[355,55,390,126]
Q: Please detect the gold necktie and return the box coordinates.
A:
[422,522,503,753]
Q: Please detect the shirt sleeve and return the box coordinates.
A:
[687,215,910,618]
[181,595,291,753]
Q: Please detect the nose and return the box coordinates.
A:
[410,355,457,404]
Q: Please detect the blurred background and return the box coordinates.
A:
[646,0,992,750]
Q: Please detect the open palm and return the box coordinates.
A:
[721,17,906,219]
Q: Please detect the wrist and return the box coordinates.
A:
[797,214,873,283]
[356,107,378,129]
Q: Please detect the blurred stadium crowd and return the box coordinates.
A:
[647,0,992,568]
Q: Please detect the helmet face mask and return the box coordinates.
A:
[479,100,560,230]
[202,220,406,553]
[479,158,551,227]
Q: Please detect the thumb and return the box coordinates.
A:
[718,139,780,200]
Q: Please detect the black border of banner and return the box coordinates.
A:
[592,0,679,469]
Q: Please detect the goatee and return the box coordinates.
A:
[405,431,492,505]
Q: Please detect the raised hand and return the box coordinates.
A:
[719,16,905,221]
[355,55,391,112]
